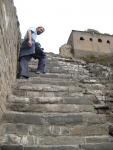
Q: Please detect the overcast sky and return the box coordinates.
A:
[14,0,113,54]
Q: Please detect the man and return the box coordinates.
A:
[19,26,45,79]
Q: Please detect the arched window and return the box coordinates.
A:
[107,40,110,44]
[80,37,85,40]
[89,38,93,41]
[98,39,102,42]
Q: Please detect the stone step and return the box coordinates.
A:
[29,63,76,70]
[1,143,113,150]
[3,111,106,126]
[29,64,88,75]
[79,142,113,150]
[29,72,75,79]
[2,123,108,136]
[1,142,113,150]
[0,145,79,150]
[29,72,89,83]
[46,58,84,64]
[28,72,105,82]
[0,134,112,146]
[16,77,105,92]
[14,84,83,93]
[29,63,79,70]
[46,69,71,74]
[30,67,75,74]
[28,72,104,83]
[8,94,98,105]
[6,103,95,113]
[13,90,85,97]
[12,84,85,97]
[16,77,77,86]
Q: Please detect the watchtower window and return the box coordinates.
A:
[89,38,93,41]
[80,37,85,40]
[98,39,102,42]
[107,40,110,44]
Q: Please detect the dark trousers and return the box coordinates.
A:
[19,55,47,78]
[19,55,32,78]
[37,56,47,73]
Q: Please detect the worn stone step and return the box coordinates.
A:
[80,142,113,150]
[30,68,75,74]
[29,72,76,79]
[29,64,89,77]
[46,69,70,74]
[3,123,108,136]
[1,142,113,150]
[0,145,79,150]
[14,84,83,93]
[16,78,105,91]
[13,90,85,97]
[6,103,95,113]
[0,134,112,146]
[79,83,105,92]
[26,70,101,84]
[12,84,85,97]
[29,64,77,71]
[28,72,103,83]
[29,64,79,71]
[7,94,98,105]
[16,78,77,86]
[3,111,106,125]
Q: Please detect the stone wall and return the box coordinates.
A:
[0,0,20,119]
[59,44,73,59]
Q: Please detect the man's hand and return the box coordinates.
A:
[28,40,32,47]
[27,30,32,47]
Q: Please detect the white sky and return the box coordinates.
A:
[14,0,113,54]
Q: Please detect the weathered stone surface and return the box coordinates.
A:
[0,145,79,150]
[7,94,97,105]
[1,134,112,146]
[16,84,83,92]
[4,123,108,136]
[85,135,112,143]
[7,103,95,113]
[13,88,85,97]
[24,145,79,150]
[0,0,20,118]
[80,142,113,150]
[16,77,76,86]
[7,94,95,104]
[3,111,107,126]
[3,112,83,125]
[59,44,73,59]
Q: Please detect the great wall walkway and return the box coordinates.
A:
[0,53,113,150]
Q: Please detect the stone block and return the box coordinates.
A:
[80,142,113,150]
[0,145,23,150]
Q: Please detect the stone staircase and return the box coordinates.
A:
[0,53,113,150]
